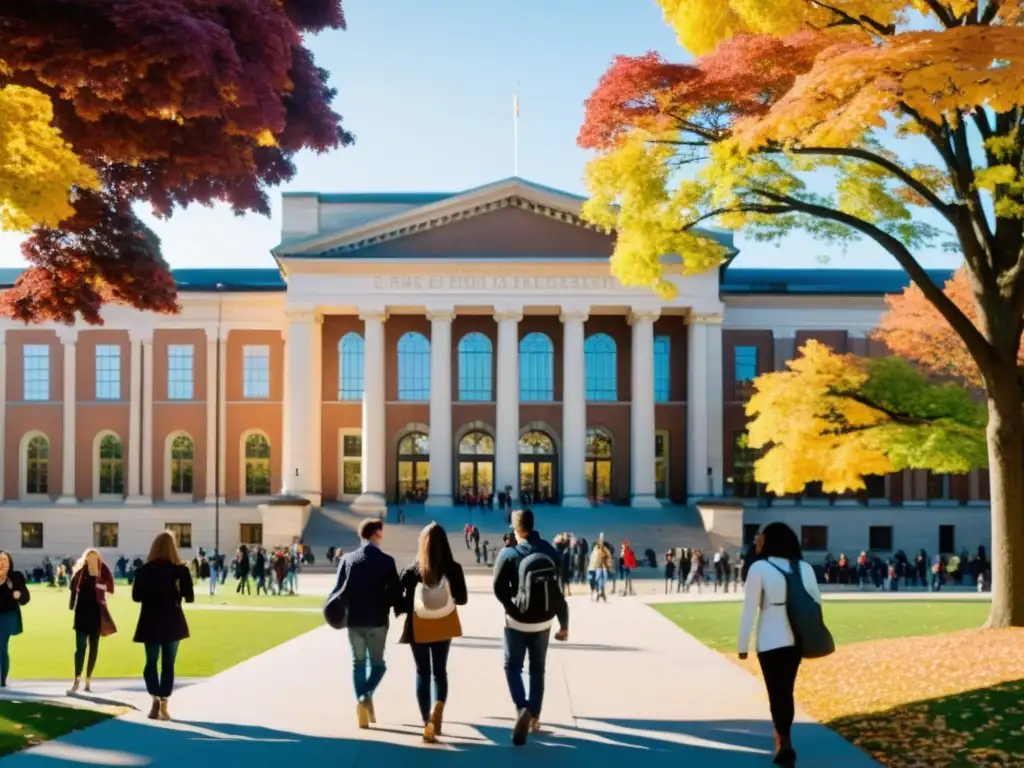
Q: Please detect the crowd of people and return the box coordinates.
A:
[822,547,991,592]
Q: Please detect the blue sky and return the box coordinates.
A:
[0,0,960,271]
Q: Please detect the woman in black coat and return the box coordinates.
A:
[132,531,194,721]
[394,523,467,742]
[0,551,30,687]
[67,548,116,694]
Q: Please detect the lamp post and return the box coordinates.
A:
[214,282,224,557]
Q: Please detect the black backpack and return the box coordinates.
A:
[767,560,835,659]
[514,551,560,622]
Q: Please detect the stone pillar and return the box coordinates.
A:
[57,329,77,503]
[687,313,725,500]
[204,333,219,503]
[561,308,589,507]
[630,310,661,507]
[218,330,229,499]
[426,308,454,506]
[126,332,149,503]
[351,309,387,515]
[282,309,322,506]
[141,335,155,499]
[494,308,522,502]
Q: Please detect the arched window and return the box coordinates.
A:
[398,332,430,400]
[519,431,555,455]
[339,332,365,401]
[519,332,554,401]
[585,427,613,501]
[459,431,494,455]
[398,432,430,456]
[458,333,492,401]
[98,434,124,496]
[457,430,494,501]
[586,427,613,458]
[25,435,50,495]
[169,434,195,496]
[585,333,617,401]
[244,433,271,495]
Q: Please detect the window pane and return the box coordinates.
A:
[398,432,429,456]
[167,345,194,400]
[869,526,893,552]
[240,524,263,545]
[166,523,193,549]
[458,333,492,401]
[339,333,365,401]
[99,435,124,495]
[343,461,362,495]
[95,344,121,400]
[735,346,758,383]
[729,431,759,498]
[23,345,50,401]
[244,434,271,495]
[519,333,553,402]
[93,522,119,549]
[397,332,430,400]
[519,431,554,455]
[584,333,617,401]
[458,431,494,455]
[585,428,612,458]
[654,336,671,402]
[342,434,362,458]
[26,436,50,495]
[243,345,270,399]
[801,525,828,551]
[20,523,43,549]
[170,435,195,494]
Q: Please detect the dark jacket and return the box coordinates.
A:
[0,570,30,635]
[492,531,569,630]
[332,542,400,629]
[395,560,468,644]
[132,560,195,644]
[70,563,115,635]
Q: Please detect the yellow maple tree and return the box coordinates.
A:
[0,84,97,231]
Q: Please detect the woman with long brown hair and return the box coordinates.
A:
[395,522,467,743]
[0,551,29,688]
[132,530,194,721]
[67,548,116,694]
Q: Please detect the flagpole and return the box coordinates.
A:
[513,86,519,176]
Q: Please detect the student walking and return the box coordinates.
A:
[67,549,116,694]
[621,541,637,596]
[492,509,569,747]
[333,518,400,729]
[132,531,195,721]
[254,548,268,595]
[396,523,468,743]
[235,546,251,595]
[0,552,30,687]
[208,550,219,596]
[738,523,824,767]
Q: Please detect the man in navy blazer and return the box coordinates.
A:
[332,518,399,729]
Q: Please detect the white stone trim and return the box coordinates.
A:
[19,430,52,502]
[164,430,197,502]
[239,429,273,502]
[338,427,363,501]
[92,430,126,502]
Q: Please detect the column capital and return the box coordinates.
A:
[56,327,78,345]
[284,307,318,324]
[688,312,723,326]
[494,308,523,323]
[629,309,661,324]
[426,307,456,322]
[358,307,388,323]
[559,308,589,324]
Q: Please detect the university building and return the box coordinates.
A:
[0,178,990,561]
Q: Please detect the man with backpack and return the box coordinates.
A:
[492,508,569,747]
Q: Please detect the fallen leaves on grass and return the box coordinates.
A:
[732,629,1024,767]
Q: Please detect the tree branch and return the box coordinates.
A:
[830,389,931,426]
[918,0,958,27]
[681,204,793,231]
[979,0,1003,25]
[808,0,895,35]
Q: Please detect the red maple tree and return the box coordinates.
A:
[0,0,351,324]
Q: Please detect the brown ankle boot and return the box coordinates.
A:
[430,701,445,735]
[158,698,171,721]
[147,696,161,720]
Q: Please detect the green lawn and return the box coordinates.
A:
[11,587,323,679]
[654,599,991,650]
[0,701,112,758]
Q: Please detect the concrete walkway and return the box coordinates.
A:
[2,593,877,767]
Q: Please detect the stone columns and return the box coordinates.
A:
[351,309,387,515]
[282,309,322,506]
[126,331,149,503]
[687,313,724,499]
[141,335,155,499]
[426,308,454,506]
[630,310,661,507]
[57,329,77,503]
[204,330,228,504]
[218,330,229,498]
[560,308,589,507]
[495,309,522,502]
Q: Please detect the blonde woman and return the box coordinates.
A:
[132,531,195,720]
[0,551,30,687]
[67,548,116,694]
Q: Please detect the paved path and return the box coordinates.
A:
[2,593,877,766]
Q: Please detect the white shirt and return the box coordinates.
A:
[738,557,822,654]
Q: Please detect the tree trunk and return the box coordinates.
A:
[984,367,1024,628]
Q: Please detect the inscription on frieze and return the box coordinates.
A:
[373,275,620,292]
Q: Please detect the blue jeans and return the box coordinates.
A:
[411,640,451,722]
[143,641,179,698]
[209,567,218,594]
[348,626,387,702]
[503,627,550,717]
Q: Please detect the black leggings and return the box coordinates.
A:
[758,645,801,740]
[75,631,100,678]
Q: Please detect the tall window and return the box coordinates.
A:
[338,333,365,401]
[243,345,270,399]
[341,431,362,496]
[244,433,271,495]
[729,431,759,498]
[167,345,194,400]
[734,346,758,386]
[458,332,492,401]
[654,336,671,402]
[98,434,124,495]
[25,435,49,495]
[655,430,669,499]
[169,434,195,495]
[93,523,119,549]
[585,333,617,401]
[397,332,430,400]
[519,332,554,401]
[23,344,50,401]
[95,344,121,400]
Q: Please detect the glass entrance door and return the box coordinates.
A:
[459,460,493,499]
[520,460,556,503]
[398,460,430,502]
[586,460,612,502]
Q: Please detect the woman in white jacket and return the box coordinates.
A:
[738,523,822,767]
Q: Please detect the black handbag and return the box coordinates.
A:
[323,588,349,630]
